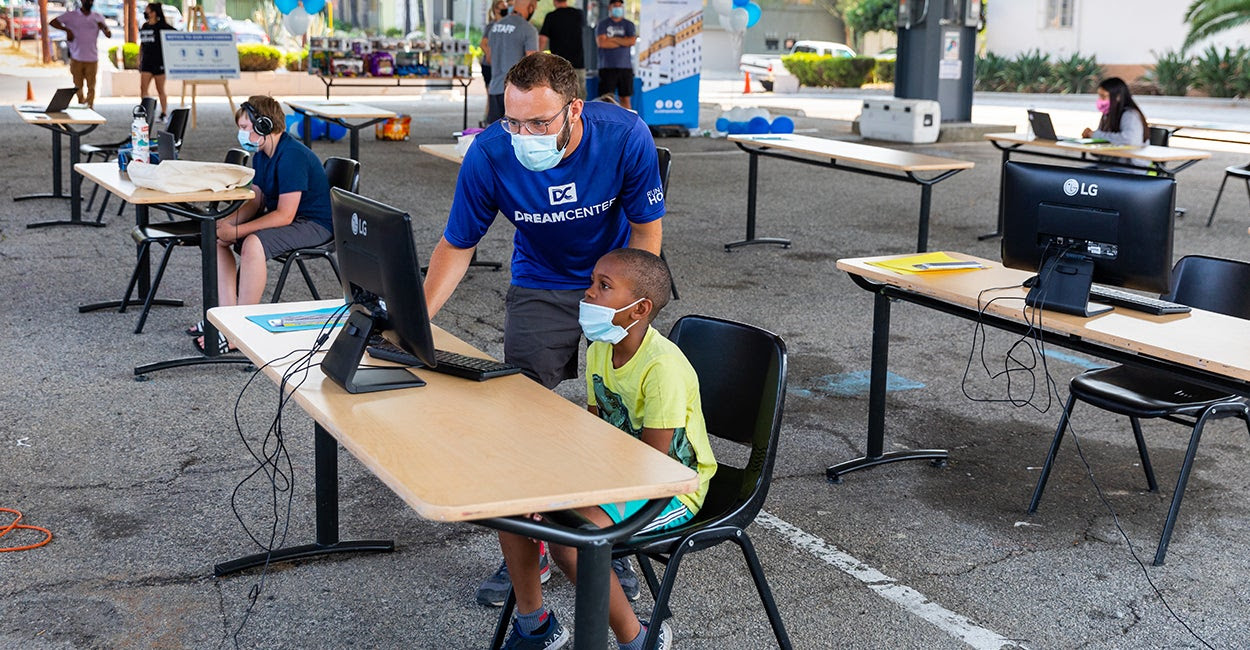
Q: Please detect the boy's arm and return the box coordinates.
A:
[640,427,675,455]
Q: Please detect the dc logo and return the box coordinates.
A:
[548,182,577,205]
[351,212,367,236]
[1063,179,1080,196]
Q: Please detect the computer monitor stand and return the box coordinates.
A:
[1024,252,1114,318]
[322,310,426,394]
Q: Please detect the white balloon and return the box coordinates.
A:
[729,6,749,32]
[746,107,771,121]
[284,6,310,36]
[712,0,733,16]
[717,13,733,32]
[726,107,748,122]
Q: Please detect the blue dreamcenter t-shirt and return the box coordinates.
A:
[444,101,665,290]
[252,132,333,232]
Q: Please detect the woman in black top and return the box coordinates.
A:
[138,2,175,121]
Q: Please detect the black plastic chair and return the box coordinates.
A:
[1029,255,1250,565]
[1205,163,1250,227]
[83,97,157,212]
[1147,126,1187,218]
[269,156,357,302]
[491,315,792,649]
[656,146,680,301]
[118,148,252,334]
[96,107,192,220]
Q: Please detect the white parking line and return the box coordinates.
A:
[756,511,1025,650]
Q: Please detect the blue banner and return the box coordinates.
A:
[636,0,702,129]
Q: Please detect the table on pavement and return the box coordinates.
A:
[207,299,699,649]
[417,141,504,271]
[1150,119,1250,147]
[980,133,1212,240]
[73,161,255,377]
[285,100,397,172]
[726,133,975,254]
[828,252,1250,483]
[13,106,107,229]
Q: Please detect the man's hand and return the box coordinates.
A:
[64,29,74,42]
[216,220,240,246]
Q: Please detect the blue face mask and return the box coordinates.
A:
[610,6,624,17]
[237,129,260,153]
[579,298,644,344]
[511,131,565,172]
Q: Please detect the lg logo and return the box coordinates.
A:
[1063,178,1098,197]
[351,212,367,236]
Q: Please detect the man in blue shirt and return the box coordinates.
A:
[423,52,663,606]
[595,0,637,109]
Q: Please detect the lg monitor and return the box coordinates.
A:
[322,187,437,393]
[1000,161,1176,316]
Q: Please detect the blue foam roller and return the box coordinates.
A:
[715,117,730,132]
[770,115,795,134]
[727,120,747,135]
[308,117,327,140]
[747,116,770,134]
[325,122,347,142]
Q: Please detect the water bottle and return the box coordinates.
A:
[131,105,150,165]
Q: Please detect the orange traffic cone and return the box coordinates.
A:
[26,81,34,102]
[743,71,752,94]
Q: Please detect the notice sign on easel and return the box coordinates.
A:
[162,32,240,80]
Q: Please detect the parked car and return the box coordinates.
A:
[207,15,267,44]
[160,4,183,30]
[2,6,44,39]
[739,40,855,91]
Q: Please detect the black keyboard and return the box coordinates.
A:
[1088,285,1191,315]
[366,340,522,381]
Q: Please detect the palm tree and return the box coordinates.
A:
[1184,0,1250,50]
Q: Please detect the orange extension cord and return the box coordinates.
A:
[0,508,52,552]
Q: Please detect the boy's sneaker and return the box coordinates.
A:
[614,557,641,602]
[502,610,570,650]
[640,619,673,650]
[476,544,552,607]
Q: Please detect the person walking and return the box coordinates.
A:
[50,0,112,108]
[138,2,176,121]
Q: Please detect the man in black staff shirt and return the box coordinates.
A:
[539,0,587,98]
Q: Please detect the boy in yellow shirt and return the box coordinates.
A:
[496,248,717,650]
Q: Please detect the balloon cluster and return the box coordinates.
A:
[711,0,762,33]
[714,107,794,135]
[274,0,324,36]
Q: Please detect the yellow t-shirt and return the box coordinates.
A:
[585,326,717,513]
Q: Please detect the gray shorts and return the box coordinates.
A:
[504,285,585,388]
[237,218,332,260]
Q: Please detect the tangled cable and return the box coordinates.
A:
[0,508,52,552]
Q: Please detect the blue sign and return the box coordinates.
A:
[636,0,702,129]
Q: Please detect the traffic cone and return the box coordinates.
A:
[743,71,752,94]
[26,81,34,102]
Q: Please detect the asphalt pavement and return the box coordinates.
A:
[3,61,1250,649]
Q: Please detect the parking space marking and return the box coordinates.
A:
[757,511,1024,649]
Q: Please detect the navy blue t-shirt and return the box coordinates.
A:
[252,132,333,232]
[445,101,664,290]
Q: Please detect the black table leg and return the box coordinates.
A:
[301,110,312,148]
[916,183,932,253]
[79,203,184,314]
[574,541,612,650]
[726,150,791,251]
[24,124,107,229]
[979,147,1012,241]
[214,423,395,576]
[827,291,947,482]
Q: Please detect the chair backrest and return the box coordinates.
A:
[656,146,672,196]
[1148,126,1170,147]
[324,156,360,193]
[1161,255,1250,319]
[223,148,251,167]
[139,97,157,129]
[668,315,787,528]
[165,108,191,149]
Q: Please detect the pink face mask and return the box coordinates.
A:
[1095,98,1111,114]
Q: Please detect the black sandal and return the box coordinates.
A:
[186,320,204,337]
[193,331,232,356]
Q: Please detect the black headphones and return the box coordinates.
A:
[241,101,274,137]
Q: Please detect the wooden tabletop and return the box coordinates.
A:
[837,253,1250,383]
[207,300,699,522]
[419,143,465,165]
[74,161,254,205]
[13,106,106,125]
[984,132,1212,163]
[728,133,975,172]
[1151,119,1250,135]
[285,100,397,120]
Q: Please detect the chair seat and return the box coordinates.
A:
[1071,365,1239,417]
[1224,164,1250,177]
[131,220,201,244]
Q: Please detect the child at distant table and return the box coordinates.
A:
[495,248,717,650]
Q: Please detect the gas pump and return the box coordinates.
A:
[895,0,981,122]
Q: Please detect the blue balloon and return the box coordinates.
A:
[285,114,303,138]
[769,115,794,134]
[745,1,762,28]
[307,116,327,140]
[715,117,730,132]
[274,0,298,14]
[325,122,347,141]
[732,0,749,6]
[726,120,747,135]
[747,116,770,134]
[303,0,327,13]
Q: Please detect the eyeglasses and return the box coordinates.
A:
[500,102,571,135]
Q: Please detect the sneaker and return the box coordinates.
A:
[502,610,570,650]
[477,545,553,607]
[614,557,641,602]
[639,619,672,650]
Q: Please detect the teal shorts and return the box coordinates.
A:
[600,497,694,534]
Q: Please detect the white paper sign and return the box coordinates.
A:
[162,32,240,80]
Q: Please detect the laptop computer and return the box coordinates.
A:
[1027,110,1108,144]
[18,87,78,114]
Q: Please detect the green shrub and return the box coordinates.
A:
[238,44,283,72]
[1050,52,1102,94]
[1192,45,1245,97]
[107,43,139,70]
[1002,49,1053,93]
[285,48,309,72]
[782,54,876,88]
[873,58,894,84]
[975,51,1010,91]
[1146,49,1194,97]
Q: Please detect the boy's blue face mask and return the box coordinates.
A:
[579,298,644,344]
[237,129,260,153]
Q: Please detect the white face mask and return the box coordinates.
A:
[578,298,644,344]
